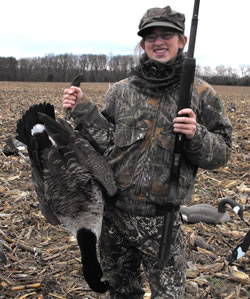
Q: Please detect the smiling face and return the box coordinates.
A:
[141,27,187,63]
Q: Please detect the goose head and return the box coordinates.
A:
[218,197,244,221]
[229,230,250,264]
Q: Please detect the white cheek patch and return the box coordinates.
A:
[31,124,57,146]
[233,206,240,215]
[17,145,26,151]
[181,214,188,222]
[31,124,45,135]
[237,247,245,259]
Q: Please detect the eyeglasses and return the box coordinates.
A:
[143,32,177,42]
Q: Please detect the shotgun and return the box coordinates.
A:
[158,0,200,269]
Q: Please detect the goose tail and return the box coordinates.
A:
[16,102,55,171]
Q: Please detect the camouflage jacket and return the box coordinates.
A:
[72,77,232,216]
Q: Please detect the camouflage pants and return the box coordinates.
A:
[100,205,186,299]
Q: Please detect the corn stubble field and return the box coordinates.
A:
[0,82,249,299]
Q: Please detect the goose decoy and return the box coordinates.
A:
[2,136,28,160]
[16,102,117,293]
[229,102,236,112]
[180,197,244,225]
[230,230,250,264]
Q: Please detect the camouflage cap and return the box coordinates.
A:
[137,6,185,37]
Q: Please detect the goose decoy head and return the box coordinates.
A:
[218,197,244,221]
[229,230,250,264]
[229,245,245,265]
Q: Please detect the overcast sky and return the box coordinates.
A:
[1,0,249,69]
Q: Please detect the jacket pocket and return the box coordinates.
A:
[112,126,148,189]
[115,126,148,147]
[150,133,175,197]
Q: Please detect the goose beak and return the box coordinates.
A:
[239,211,244,221]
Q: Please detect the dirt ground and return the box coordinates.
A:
[0,82,249,299]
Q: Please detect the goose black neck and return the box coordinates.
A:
[218,198,238,213]
[77,228,108,293]
[241,230,250,251]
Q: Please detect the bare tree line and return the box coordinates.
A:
[0,54,134,83]
[0,54,249,85]
[196,64,250,86]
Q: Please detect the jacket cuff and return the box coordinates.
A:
[184,123,205,151]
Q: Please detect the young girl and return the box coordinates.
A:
[63,6,232,298]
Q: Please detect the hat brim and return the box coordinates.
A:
[137,22,183,37]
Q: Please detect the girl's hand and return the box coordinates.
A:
[62,86,84,111]
[173,108,197,139]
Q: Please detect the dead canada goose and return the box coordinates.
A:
[180,197,244,224]
[230,230,250,264]
[16,102,117,293]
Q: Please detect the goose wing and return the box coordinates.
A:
[39,112,117,197]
